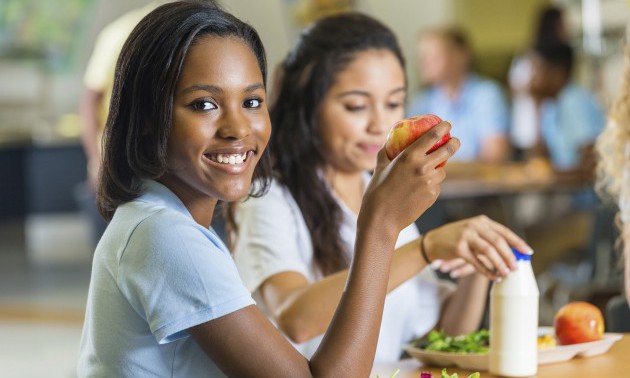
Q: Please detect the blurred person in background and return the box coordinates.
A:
[528,42,605,180]
[509,5,571,161]
[596,42,630,306]
[78,1,162,246]
[231,13,532,363]
[407,25,510,164]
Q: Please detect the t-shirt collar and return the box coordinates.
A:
[138,179,194,220]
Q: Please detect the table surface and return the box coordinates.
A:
[439,161,589,200]
[372,334,629,377]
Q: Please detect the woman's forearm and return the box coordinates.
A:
[438,273,489,336]
[271,238,428,343]
[309,215,397,377]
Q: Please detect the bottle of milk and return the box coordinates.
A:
[489,248,539,377]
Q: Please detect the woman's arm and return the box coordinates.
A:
[188,122,458,377]
[259,238,427,343]
[79,87,104,188]
[437,273,489,336]
[261,215,530,343]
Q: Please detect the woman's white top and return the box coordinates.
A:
[233,177,455,362]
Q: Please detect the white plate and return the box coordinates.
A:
[404,327,623,371]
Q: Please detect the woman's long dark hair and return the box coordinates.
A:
[97,1,271,220]
[534,6,567,48]
[267,13,405,276]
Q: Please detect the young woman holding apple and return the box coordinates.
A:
[231,13,533,363]
[77,2,464,376]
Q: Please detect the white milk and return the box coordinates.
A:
[489,249,539,377]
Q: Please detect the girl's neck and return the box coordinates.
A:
[158,176,218,229]
[184,198,218,229]
[324,168,365,216]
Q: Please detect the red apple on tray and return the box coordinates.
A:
[384,114,451,167]
[553,301,604,345]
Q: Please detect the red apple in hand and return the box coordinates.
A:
[553,301,604,345]
[385,114,451,167]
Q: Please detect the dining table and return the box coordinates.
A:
[372,333,629,377]
[439,159,590,200]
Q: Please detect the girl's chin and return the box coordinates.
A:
[216,188,248,202]
[216,184,253,203]
[361,159,377,172]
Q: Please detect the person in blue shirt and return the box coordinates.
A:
[530,42,605,176]
[76,2,503,377]
[408,26,511,163]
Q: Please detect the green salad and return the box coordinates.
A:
[413,329,490,354]
[378,368,480,378]
[439,368,480,378]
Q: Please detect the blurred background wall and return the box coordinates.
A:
[2,0,627,141]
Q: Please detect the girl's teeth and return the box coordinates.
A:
[211,152,247,165]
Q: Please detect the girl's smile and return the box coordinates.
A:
[203,150,256,174]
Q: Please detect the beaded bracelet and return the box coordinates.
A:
[420,230,432,265]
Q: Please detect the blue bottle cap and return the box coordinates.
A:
[512,247,531,261]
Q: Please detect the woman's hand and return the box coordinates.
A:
[360,121,459,235]
[424,215,533,281]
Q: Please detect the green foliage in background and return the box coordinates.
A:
[0,0,93,70]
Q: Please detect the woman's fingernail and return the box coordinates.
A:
[431,259,443,269]
[503,268,511,276]
[450,271,460,278]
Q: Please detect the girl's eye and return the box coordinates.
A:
[344,104,366,112]
[244,98,263,108]
[189,100,216,111]
[387,102,404,110]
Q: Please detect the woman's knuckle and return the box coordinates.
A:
[429,129,441,140]
[446,144,457,155]
[489,235,502,244]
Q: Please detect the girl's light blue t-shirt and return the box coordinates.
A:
[77,180,254,377]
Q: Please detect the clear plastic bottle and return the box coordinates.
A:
[489,248,539,377]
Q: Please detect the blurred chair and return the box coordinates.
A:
[606,295,630,332]
[537,204,620,325]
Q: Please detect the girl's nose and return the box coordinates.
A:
[366,107,391,135]
[217,108,251,140]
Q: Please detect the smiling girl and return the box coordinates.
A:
[76,2,461,377]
